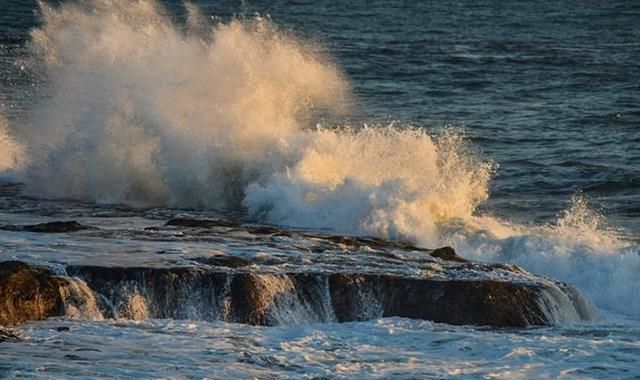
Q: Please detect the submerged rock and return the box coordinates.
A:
[0,261,66,326]
[192,255,251,268]
[165,218,236,229]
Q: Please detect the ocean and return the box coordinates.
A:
[0,0,639,378]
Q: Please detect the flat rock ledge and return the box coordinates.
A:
[0,254,595,328]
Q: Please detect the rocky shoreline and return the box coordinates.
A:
[0,219,597,328]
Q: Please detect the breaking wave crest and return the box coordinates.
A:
[19,0,349,207]
[244,127,494,243]
[11,0,493,243]
[445,193,640,317]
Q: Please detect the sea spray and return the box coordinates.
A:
[244,126,494,243]
[17,0,494,241]
[20,0,349,206]
[447,193,640,317]
[0,113,25,173]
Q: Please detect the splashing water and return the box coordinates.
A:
[0,113,25,173]
[244,126,494,243]
[18,0,349,206]
[446,193,640,317]
[10,0,493,243]
[1,0,638,318]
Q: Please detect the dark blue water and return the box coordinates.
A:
[1,0,639,232]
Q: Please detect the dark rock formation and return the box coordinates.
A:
[430,246,468,262]
[192,255,250,268]
[163,217,461,260]
[165,217,293,237]
[329,274,545,326]
[0,221,91,233]
[0,261,66,326]
[65,265,230,321]
[165,218,236,229]
[0,240,596,328]
[64,263,593,328]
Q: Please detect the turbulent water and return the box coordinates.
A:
[0,0,639,378]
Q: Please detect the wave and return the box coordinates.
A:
[244,127,494,243]
[1,0,639,318]
[11,0,492,243]
[18,0,349,206]
[441,193,640,317]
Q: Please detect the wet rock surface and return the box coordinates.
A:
[0,220,597,328]
[430,246,468,263]
[0,261,66,326]
[165,218,237,229]
[0,221,92,233]
[63,260,591,328]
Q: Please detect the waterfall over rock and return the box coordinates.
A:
[0,219,598,328]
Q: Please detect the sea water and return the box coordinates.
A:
[0,0,639,378]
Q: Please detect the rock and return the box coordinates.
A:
[65,263,594,327]
[0,261,66,326]
[166,218,292,237]
[192,255,250,268]
[165,218,236,229]
[22,221,90,233]
[0,221,91,233]
[0,226,596,328]
[243,225,292,237]
[329,274,545,326]
[430,246,468,262]
[163,218,427,251]
[228,273,272,325]
[65,265,230,321]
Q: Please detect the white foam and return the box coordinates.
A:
[60,277,104,321]
[244,127,493,243]
[444,194,640,317]
[20,0,349,206]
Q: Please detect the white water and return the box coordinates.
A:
[0,0,638,320]
[59,278,104,321]
[0,113,25,173]
[3,317,640,379]
[442,194,640,317]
